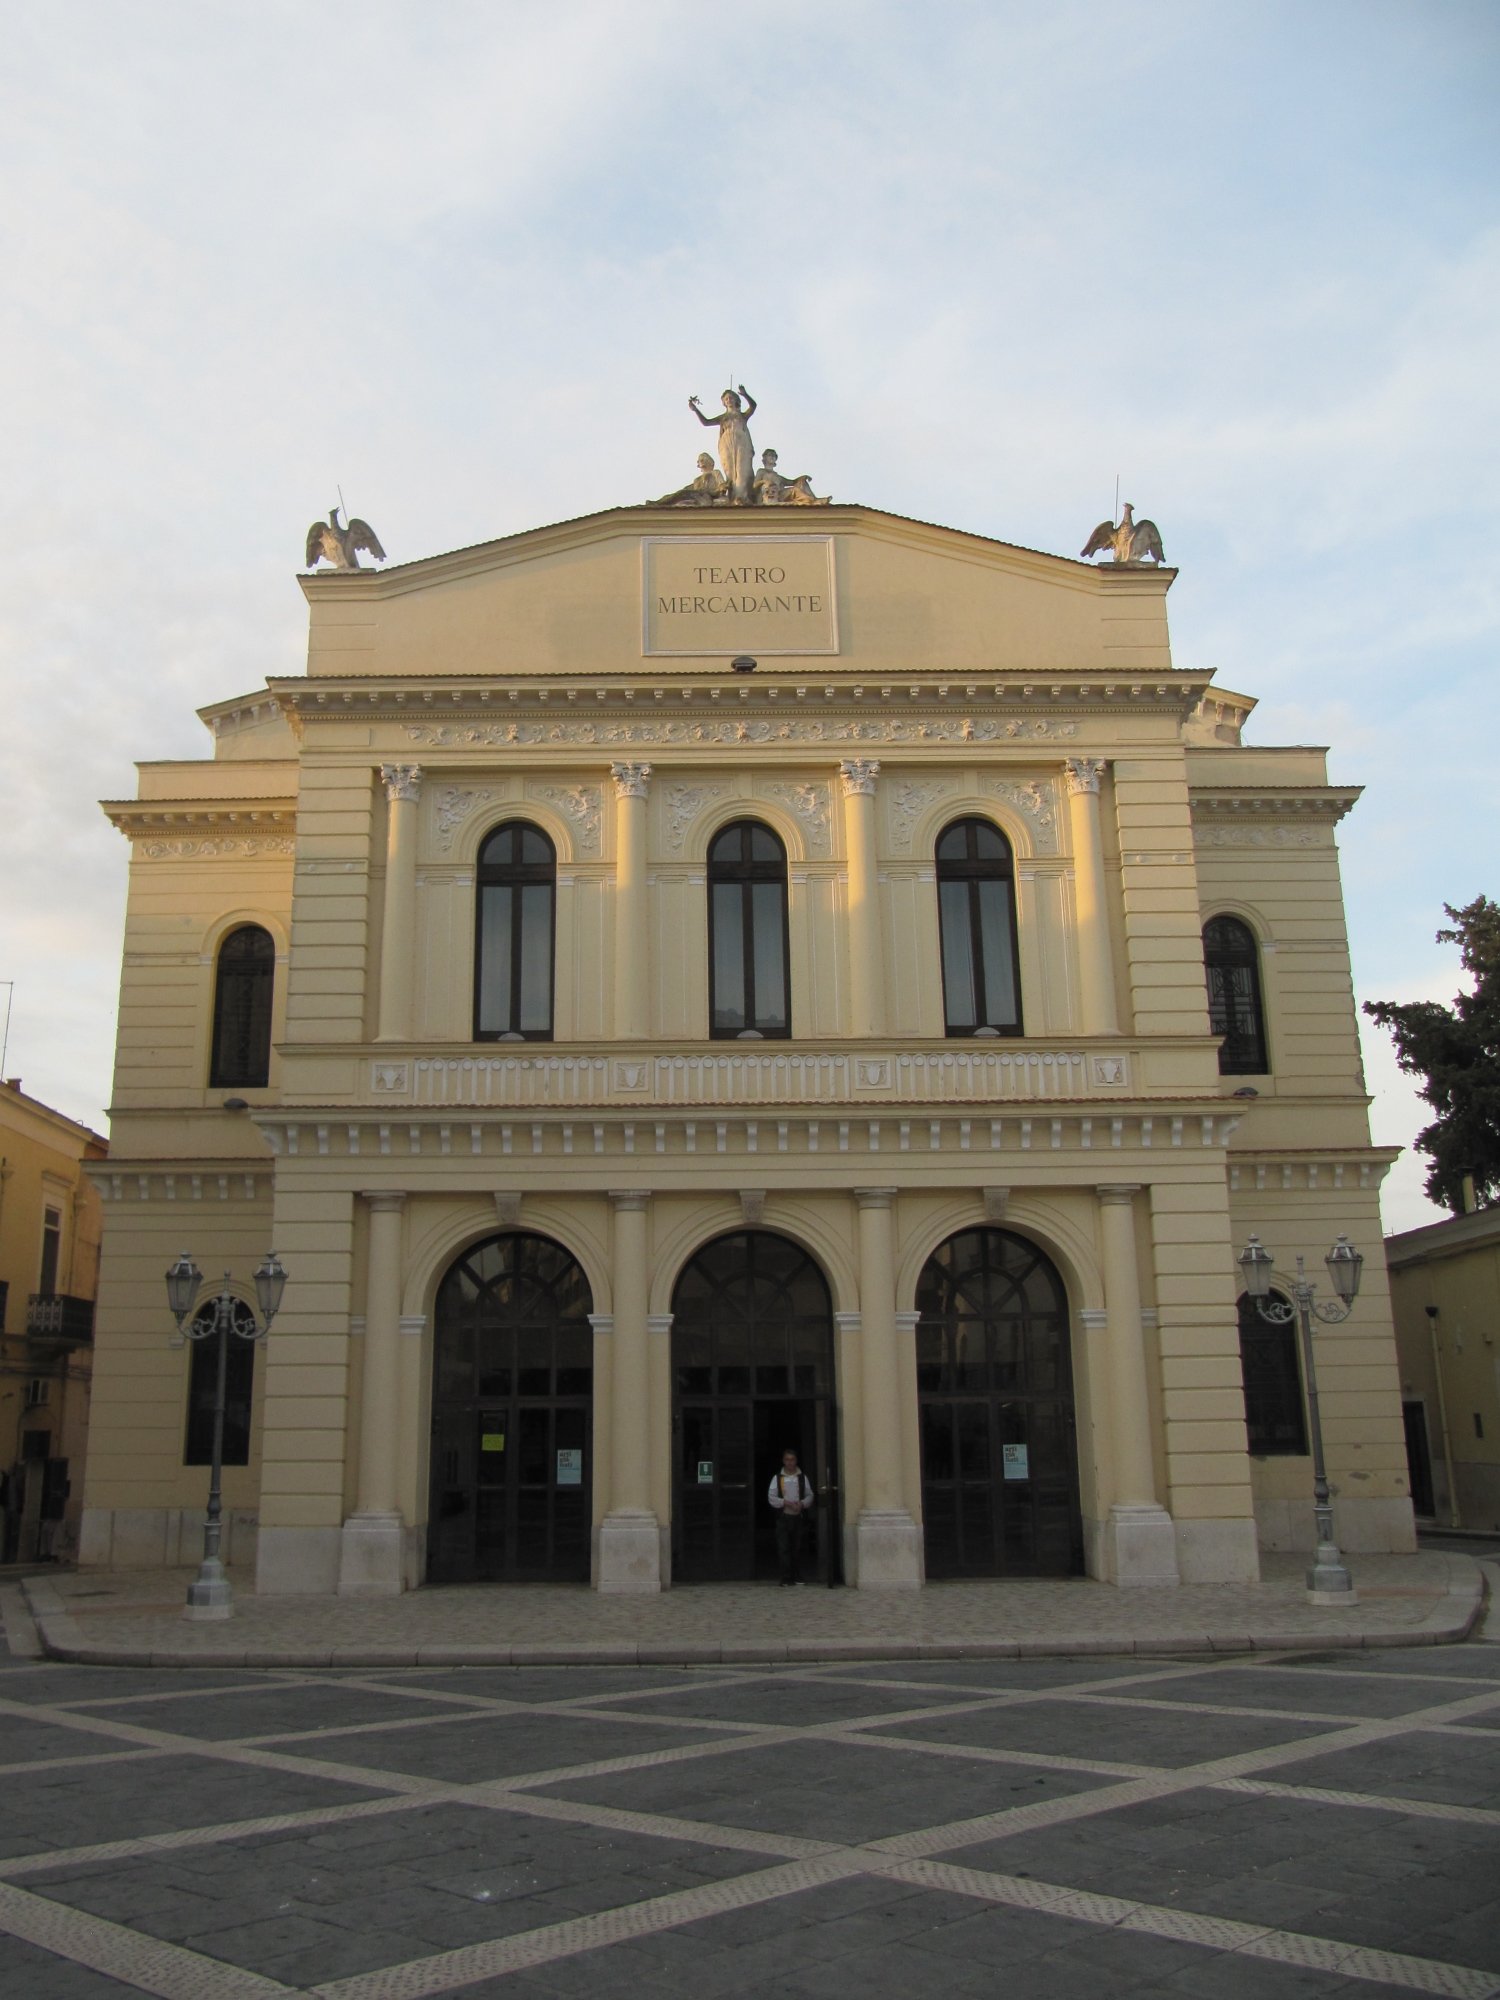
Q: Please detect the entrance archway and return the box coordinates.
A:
[916,1228,1082,1578]
[427,1233,593,1583]
[671,1231,839,1584]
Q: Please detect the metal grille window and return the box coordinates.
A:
[708,821,790,1039]
[1203,915,1268,1074]
[1237,1291,1307,1455]
[936,818,1023,1036]
[474,823,555,1040]
[183,1298,258,1466]
[209,925,275,1088]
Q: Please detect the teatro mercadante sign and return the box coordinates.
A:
[642,536,838,656]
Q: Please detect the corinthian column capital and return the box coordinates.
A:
[1064,757,1108,796]
[380,763,423,804]
[610,762,653,800]
[839,758,881,797]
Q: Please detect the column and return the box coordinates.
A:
[338,1191,407,1594]
[1065,758,1119,1037]
[853,1187,922,1587]
[840,760,883,1037]
[611,762,652,1039]
[598,1189,661,1592]
[376,764,422,1042]
[1097,1184,1179,1585]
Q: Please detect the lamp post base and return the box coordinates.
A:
[184,1557,233,1621]
[1306,1548,1357,1604]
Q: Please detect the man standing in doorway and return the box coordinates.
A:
[768,1448,814,1586]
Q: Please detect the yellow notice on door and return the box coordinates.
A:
[481,1433,505,1453]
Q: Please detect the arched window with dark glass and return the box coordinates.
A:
[708,820,790,1039]
[209,924,275,1088]
[936,818,1022,1036]
[474,822,555,1040]
[1236,1292,1307,1455]
[1203,915,1268,1074]
[184,1297,257,1465]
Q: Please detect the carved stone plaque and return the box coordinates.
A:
[643,537,837,656]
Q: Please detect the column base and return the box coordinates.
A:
[598,1510,662,1594]
[854,1509,924,1589]
[337,1512,407,1597]
[1103,1503,1180,1587]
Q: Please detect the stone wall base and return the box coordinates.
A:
[1101,1503,1180,1586]
[79,1506,258,1572]
[1175,1515,1261,1584]
[337,1511,407,1596]
[1255,1494,1416,1554]
[256,1524,343,1596]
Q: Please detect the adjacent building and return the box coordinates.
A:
[1387,1207,1500,1530]
[0,1079,107,1562]
[80,492,1414,1594]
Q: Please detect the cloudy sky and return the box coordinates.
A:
[2,1,1495,1232]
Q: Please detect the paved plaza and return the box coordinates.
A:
[0,1570,1498,1997]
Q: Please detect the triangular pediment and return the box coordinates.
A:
[298,503,1176,680]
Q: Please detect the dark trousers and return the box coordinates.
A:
[775,1509,806,1584]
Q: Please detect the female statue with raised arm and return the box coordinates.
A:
[688,385,757,504]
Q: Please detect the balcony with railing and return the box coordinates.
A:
[26,1293,95,1355]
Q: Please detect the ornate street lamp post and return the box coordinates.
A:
[165,1250,287,1620]
[1238,1233,1363,1604]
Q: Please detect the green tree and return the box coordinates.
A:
[1364,896,1500,1213]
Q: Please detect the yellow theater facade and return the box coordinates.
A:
[82,500,1415,1595]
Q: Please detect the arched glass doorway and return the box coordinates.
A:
[916,1228,1082,1578]
[427,1234,593,1583]
[671,1231,839,1583]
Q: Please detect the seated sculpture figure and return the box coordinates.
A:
[752,449,828,507]
[654,452,728,507]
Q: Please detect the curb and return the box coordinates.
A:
[20,1568,1484,1671]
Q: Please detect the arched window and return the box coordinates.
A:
[936,818,1022,1036]
[1203,915,1268,1074]
[183,1296,257,1466]
[1236,1292,1307,1455]
[474,823,555,1040]
[708,821,790,1039]
[209,925,274,1088]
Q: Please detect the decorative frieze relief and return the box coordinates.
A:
[403,716,1079,751]
[989,779,1058,853]
[138,836,296,859]
[888,778,954,851]
[528,781,604,854]
[433,783,511,853]
[760,780,832,850]
[663,782,729,851]
[1196,825,1322,848]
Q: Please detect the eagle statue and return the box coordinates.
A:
[1081,502,1165,566]
[305,508,386,571]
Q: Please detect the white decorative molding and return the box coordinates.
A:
[888,778,953,852]
[405,716,1079,751]
[380,763,423,803]
[528,781,603,855]
[760,781,831,851]
[982,1186,1010,1223]
[838,758,880,798]
[493,1191,523,1227]
[989,779,1058,853]
[1091,1055,1129,1086]
[369,1060,411,1094]
[662,782,728,852]
[739,1188,767,1226]
[140,836,295,859]
[1063,757,1108,797]
[433,784,506,853]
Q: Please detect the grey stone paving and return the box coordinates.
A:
[1,1585,1499,1997]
